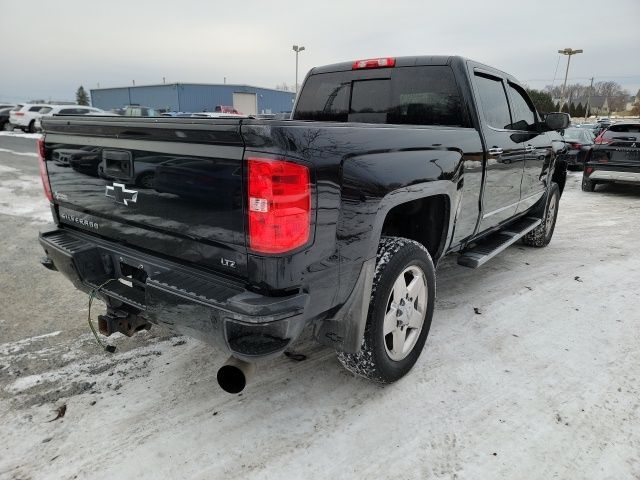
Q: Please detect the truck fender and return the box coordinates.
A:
[314,180,456,353]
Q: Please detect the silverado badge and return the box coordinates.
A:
[105,183,138,206]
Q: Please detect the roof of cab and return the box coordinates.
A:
[308,55,519,85]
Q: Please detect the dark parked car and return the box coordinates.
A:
[0,107,13,131]
[583,122,640,191]
[562,127,595,170]
[38,55,570,391]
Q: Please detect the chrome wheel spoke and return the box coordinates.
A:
[392,328,406,354]
[392,276,408,302]
[407,309,423,329]
[383,307,398,336]
[407,274,425,302]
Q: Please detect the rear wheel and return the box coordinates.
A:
[336,236,435,383]
[581,174,596,192]
[522,182,560,248]
[27,120,36,133]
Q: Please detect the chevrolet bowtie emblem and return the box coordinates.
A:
[105,183,138,206]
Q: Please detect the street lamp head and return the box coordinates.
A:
[293,45,298,51]
[558,48,583,55]
[299,46,305,52]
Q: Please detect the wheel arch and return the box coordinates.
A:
[367,181,457,262]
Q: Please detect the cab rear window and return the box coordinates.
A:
[294,66,468,127]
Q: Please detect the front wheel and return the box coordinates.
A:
[522,182,560,248]
[337,236,436,383]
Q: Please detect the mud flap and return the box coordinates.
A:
[312,258,375,353]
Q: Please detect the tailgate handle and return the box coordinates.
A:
[102,150,133,181]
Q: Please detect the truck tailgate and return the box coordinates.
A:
[42,117,248,277]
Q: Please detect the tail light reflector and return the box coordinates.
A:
[352,57,396,70]
[37,138,53,202]
[248,158,310,254]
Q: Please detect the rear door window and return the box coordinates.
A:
[38,107,53,114]
[294,66,467,126]
[474,74,511,130]
[29,106,45,112]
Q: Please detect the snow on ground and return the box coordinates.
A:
[0,155,51,223]
[0,151,639,479]
[0,131,42,140]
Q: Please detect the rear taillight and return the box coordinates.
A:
[37,138,52,202]
[595,133,611,145]
[15,112,24,117]
[585,166,593,175]
[247,158,310,254]
[352,57,396,69]
[568,142,583,150]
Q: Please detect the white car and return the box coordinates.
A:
[35,106,110,131]
[9,104,51,132]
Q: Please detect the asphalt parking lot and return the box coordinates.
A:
[0,131,639,480]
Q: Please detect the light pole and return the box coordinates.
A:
[558,47,583,110]
[292,45,305,94]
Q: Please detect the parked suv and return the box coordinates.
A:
[583,122,640,191]
[9,104,50,132]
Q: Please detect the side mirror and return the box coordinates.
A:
[544,112,570,131]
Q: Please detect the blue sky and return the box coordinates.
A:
[1,0,639,102]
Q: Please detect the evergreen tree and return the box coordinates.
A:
[561,103,570,114]
[555,102,561,112]
[75,86,89,106]
[525,88,555,114]
[569,103,576,116]
[576,102,585,117]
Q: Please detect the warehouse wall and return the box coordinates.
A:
[90,88,131,110]
[129,85,179,112]
[91,84,294,114]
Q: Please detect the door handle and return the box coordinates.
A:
[488,147,503,156]
[525,144,535,153]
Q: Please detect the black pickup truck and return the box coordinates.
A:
[38,56,569,391]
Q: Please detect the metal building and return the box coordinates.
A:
[90,83,295,115]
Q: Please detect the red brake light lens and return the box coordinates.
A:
[37,138,52,202]
[352,57,396,70]
[595,133,611,145]
[248,158,310,254]
[568,142,582,149]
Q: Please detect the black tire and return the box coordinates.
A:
[522,182,560,248]
[337,236,436,383]
[581,174,596,192]
[137,172,155,188]
[28,120,36,133]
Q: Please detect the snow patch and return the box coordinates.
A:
[0,148,38,158]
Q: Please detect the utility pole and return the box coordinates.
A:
[558,48,583,109]
[163,77,166,84]
[292,45,306,94]
[585,77,594,119]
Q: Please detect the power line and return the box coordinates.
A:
[525,74,640,82]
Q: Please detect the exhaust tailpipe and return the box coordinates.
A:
[217,357,256,394]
